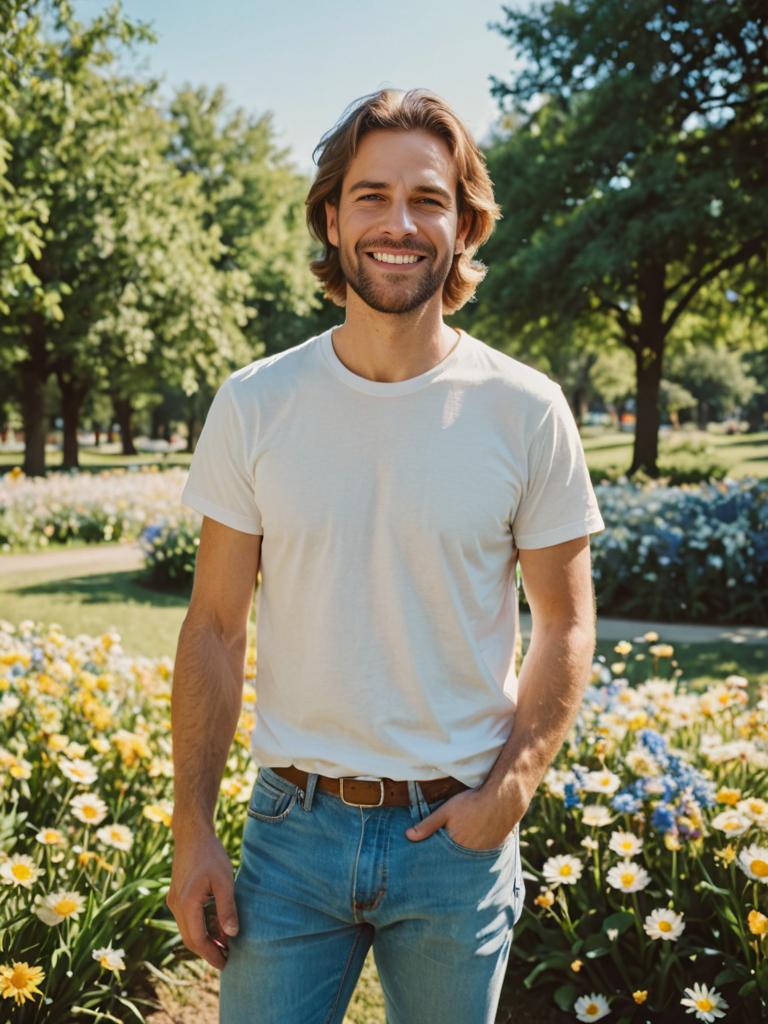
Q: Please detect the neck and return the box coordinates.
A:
[330,292,459,384]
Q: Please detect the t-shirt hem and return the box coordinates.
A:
[514,513,605,550]
[180,489,263,536]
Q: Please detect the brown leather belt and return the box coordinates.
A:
[269,765,469,808]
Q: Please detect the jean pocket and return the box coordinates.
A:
[435,825,510,859]
[246,773,299,823]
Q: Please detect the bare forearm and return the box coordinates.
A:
[170,615,247,838]
[480,619,595,816]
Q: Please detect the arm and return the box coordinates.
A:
[166,515,262,969]
[406,535,595,849]
[480,535,596,819]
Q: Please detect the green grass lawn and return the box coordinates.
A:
[581,428,768,478]
[0,447,192,472]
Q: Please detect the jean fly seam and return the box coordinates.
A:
[350,808,366,923]
[323,924,367,1024]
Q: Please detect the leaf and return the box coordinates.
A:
[737,979,757,998]
[602,911,635,935]
[554,983,578,1013]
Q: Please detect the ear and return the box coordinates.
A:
[454,211,471,256]
[325,200,339,248]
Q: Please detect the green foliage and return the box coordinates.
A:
[474,0,768,475]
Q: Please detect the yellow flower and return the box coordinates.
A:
[613,641,632,656]
[714,844,737,866]
[610,662,626,675]
[642,631,659,642]
[0,961,44,1006]
[143,801,173,826]
[633,991,648,1004]
[534,890,555,908]
[571,959,583,972]
[748,910,768,936]
[716,787,741,806]
[649,644,674,658]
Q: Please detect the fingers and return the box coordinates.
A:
[211,879,239,937]
[405,808,445,841]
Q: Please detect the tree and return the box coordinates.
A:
[478,0,768,474]
[165,85,321,357]
[0,0,154,473]
[1,2,254,472]
[668,347,757,426]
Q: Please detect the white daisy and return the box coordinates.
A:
[737,797,768,828]
[70,793,108,826]
[582,804,614,827]
[58,757,98,786]
[583,770,621,795]
[606,859,651,893]
[35,890,86,926]
[681,982,728,1022]
[35,828,66,846]
[92,944,126,972]
[0,854,40,888]
[574,992,611,1021]
[738,843,768,883]
[95,824,133,851]
[542,854,583,888]
[609,831,644,858]
[710,810,751,836]
[643,908,685,941]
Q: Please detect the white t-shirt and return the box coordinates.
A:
[181,327,604,787]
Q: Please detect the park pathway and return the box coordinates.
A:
[2,542,766,646]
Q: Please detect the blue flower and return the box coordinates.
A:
[612,792,640,814]
[564,782,582,809]
[651,803,677,833]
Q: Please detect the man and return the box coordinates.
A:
[167,88,604,1024]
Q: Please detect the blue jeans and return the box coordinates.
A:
[219,767,525,1024]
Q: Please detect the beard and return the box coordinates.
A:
[338,235,452,315]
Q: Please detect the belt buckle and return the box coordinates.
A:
[339,776,385,808]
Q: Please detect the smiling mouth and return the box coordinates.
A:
[365,252,426,267]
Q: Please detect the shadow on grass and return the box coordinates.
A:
[9,569,191,608]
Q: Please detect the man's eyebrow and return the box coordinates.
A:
[347,180,454,203]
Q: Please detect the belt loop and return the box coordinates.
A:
[301,772,318,812]
[407,779,430,818]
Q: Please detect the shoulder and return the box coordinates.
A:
[222,333,325,423]
[460,332,563,418]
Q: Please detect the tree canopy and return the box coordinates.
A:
[472,0,767,474]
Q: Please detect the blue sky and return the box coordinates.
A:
[74,0,523,174]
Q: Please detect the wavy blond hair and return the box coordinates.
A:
[306,89,501,313]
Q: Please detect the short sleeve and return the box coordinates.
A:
[511,385,604,549]
[180,378,263,535]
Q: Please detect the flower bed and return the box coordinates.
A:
[519,477,766,626]
[0,620,256,1022]
[1,622,765,1021]
[515,635,767,1022]
[0,467,191,552]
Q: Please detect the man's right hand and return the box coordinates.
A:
[166,829,240,971]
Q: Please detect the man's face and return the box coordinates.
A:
[325,129,468,315]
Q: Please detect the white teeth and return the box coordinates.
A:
[371,252,422,264]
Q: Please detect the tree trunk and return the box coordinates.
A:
[57,372,89,470]
[113,396,137,456]
[185,412,198,453]
[19,313,48,477]
[629,264,666,477]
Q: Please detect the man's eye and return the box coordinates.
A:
[418,197,441,205]
[359,194,382,201]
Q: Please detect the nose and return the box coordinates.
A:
[380,198,417,238]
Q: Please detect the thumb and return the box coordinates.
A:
[212,880,239,936]
[406,810,445,842]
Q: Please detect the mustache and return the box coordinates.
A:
[357,239,434,257]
